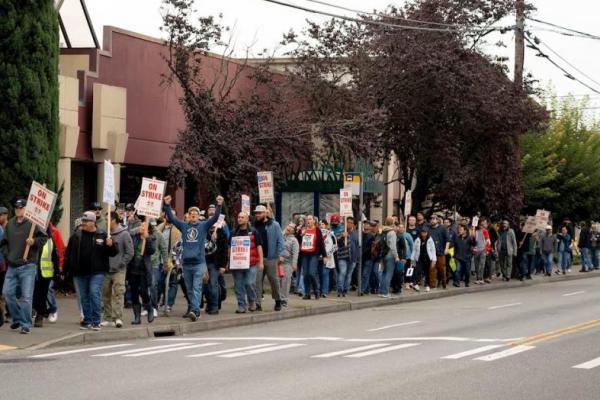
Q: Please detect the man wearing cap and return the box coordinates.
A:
[126,203,142,233]
[0,206,8,327]
[1,198,48,333]
[89,202,106,232]
[163,194,224,321]
[253,204,285,311]
[64,211,117,330]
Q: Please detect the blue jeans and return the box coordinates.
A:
[302,253,320,296]
[579,248,591,271]
[295,262,305,295]
[75,273,106,325]
[232,265,257,309]
[379,255,396,295]
[182,263,206,315]
[542,251,553,273]
[47,279,57,314]
[3,263,37,329]
[337,259,356,293]
[520,254,535,277]
[455,259,470,285]
[557,251,570,272]
[151,266,162,308]
[361,259,374,292]
[318,263,329,294]
[592,249,600,269]
[206,263,220,311]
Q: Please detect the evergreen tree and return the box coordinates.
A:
[0,1,59,211]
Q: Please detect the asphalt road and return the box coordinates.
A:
[2,276,600,400]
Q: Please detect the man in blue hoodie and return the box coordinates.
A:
[163,194,224,321]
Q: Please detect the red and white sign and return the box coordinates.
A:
[522,216,537,234]
[340,188,353,217]
[535,209,551,231]
[229,236,251,270]
[257,171,274,204]
[25,181,57,230]
[241,194,251,215]
[136,178,166,218]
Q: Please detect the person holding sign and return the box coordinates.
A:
[230,212,263,313]
[163,194,224,321]
[299,215,328,300]
[1,198,48,334]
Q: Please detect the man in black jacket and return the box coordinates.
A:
[65,211,118,331]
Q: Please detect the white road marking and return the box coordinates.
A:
[441,345,505,359]
[488,303,523,310]
[367,321,421,332]
[30,344,132,359]
[474,345,535,361]
[156,336,513,343]
[312,344,389,358]
[124,343,219,357]
[92,343,193,357]
[562,291,585,297]
[573,356,600,369]
[345,343,421,358]
[187,344,276,358]
[220,343,305,358]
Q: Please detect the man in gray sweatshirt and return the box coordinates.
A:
[0,198,48,333]
[101,212,134,328]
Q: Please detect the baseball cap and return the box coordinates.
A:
[330,214,340,223]
[208,204,216,210]
[0,207,8,215]
[546,225,552,230]
[188,206,201,214]
[253,205,267,213]
[89,202,102,210]
[125,203,136,211]
[81,211,96,222]
[13,198,26,208]
[367,220,378,227]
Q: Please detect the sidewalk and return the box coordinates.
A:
[0,269,598,351]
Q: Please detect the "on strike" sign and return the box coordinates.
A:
[340,188,353,217]
[257,171,274,204]
[229,236,251,270]
[25,181,57,230]
[136,178,166,219]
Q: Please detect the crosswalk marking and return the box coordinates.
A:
[488,303,522,310]
[344,343,420,358]
[474,345,535,361]
[30,344,133,359]
[573,356,600,370]
[367,321,421,332]
[92,343,193,357]
[124,343,220,357]
[311,344,390,358]
[441,345,505,360]
[219,343,305,358]
[187,344,276,358]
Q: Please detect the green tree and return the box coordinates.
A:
[0,1,59,211]
[521,98,600,222]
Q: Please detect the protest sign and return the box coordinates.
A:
[340,188,353,217]
[257,171,274,204]
[522,216,537,233]
[103,160,115,205]
[229,236,251,269]
[472,216,480,228]
[136,178,166,219]
[241,194,251,215]
[25,181,57,230]
[404,190,412,219]
[535,209,551,231]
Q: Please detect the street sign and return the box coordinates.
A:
[535,209,551,231]
[257,171,274,204]
[522,216,537,233]
[229,236,251,269]
[340,188,353,217]
[241,194,251,215]
[343,172,361,196]
[136,177,166,218]
[25,181,57,230]
[102,160,115,205]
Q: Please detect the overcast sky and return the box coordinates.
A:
[83,0,600,113]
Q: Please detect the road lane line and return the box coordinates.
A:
[345,343,420,358]
[92,343,193,357]
[367,321,421,332]
[488,302,522,310]
[511,320,600,346]
[30,344,133,359]
[441,345,505,359]
[474,345,535,361]
[124,343,220,357]
[188,344,276,358]
[312,344,389,358]
[573,357,600,370]
[220,343,305,358]
[562,291,585,297]
[0,345,17,352]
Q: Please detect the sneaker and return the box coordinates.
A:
[34,314,43,328]
[484,279,491,283]
[20,327,31,334]
[115,319,123,328]
[567,269,572,273]
[235,308,247,314]
[380,294,391,298]
[48,312,58,323]
[248,302,257,311]
[255,304,263,312]
[207,309,219,315]
[153,308,158,318]
[187,311,198,322]
[100,321,115,327]
[80,324,92,330]
[10,322,21,331]
[425,286,430,292]
[141,309,148,316]
[165,306,172,314]
[91,324,101,331]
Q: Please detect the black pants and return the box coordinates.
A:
[33,276,52,316]
[129,273,151,306]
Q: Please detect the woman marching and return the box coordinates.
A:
[128,221,156,324]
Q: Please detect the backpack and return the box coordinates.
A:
[397,234,407,260]
[370,233,389,259]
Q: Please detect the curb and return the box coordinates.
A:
[30,270,600,350]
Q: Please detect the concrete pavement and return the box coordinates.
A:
[2,275,600,400]
[0,269,599,351]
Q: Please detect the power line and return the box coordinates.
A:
[528,17,600,41]
[260,0,513,34]
[524,35,600,95]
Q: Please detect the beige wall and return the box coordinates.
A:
[59,54,90,78]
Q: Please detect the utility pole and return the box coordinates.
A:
[514,0,525,87]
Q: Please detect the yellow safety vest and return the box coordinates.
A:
[40,240,54,279]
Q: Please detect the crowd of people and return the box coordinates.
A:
[0,194,597,334]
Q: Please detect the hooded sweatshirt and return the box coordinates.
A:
[109,226,134,273]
